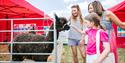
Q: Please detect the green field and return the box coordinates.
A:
[63,45,83,63]
[64,45,125,63]
[118,48,125,63]
[0,44,125,63]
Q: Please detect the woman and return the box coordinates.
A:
[68,4,86,63]
[88,1,125,63]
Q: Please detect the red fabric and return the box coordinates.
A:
[10,0,44,17]
[0,0,53,42]
[109,29,118,63]
[108,1,125,63]
[0,0,44,18]
[108,1,125,48]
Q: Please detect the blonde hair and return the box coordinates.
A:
[70,4,84,24]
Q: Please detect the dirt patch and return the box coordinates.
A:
[0,44,10,61]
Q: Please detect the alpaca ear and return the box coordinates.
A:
[54,13,60,22]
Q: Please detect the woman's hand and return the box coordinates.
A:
[80,40,84,46]
[79,35,86,58]
[82,49,86,57]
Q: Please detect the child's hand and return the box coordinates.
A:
[70,25,84,34]
[70,25,76,29]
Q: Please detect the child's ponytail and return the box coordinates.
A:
[85,13,105,30]
[99,23,105,30]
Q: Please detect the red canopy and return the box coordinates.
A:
[108,1,125,48]
[0,0,44,18]
[0,0,53,42]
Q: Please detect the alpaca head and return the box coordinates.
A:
[54,14,70,31]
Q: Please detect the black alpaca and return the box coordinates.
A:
[11,14,70,61]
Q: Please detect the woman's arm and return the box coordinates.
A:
[108,11,125,29]
[79,35,86,58]
[94,42,110,63]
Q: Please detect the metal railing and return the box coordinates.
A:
[0,18,61,63]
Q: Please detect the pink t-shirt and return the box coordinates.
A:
[86,29,109,55]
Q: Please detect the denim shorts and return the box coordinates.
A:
[68,39,80,46]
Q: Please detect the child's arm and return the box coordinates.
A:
[94,42,110,63]
[71,25,85,34]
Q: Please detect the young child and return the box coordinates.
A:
[71,13,110,63]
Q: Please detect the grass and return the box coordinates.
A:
[118,48,125,63]
[64,45,125,63]
[63,45,83,63]
[0,44,125,63]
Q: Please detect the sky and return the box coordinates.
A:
[26,0,124,18]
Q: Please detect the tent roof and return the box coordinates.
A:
[108,1,125,12]
[0,0,44,18]
[108,1,125,21]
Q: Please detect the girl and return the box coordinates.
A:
[68,4,86,63]
[72,13,110,63]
